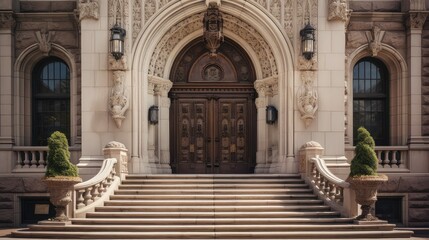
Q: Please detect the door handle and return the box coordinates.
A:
[214,162,220,167]
[206,163,212,168]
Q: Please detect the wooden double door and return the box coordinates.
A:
[170,91,256,174]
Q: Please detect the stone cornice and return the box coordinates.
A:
[350,12,404,22]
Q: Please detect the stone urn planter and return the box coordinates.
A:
[347,174,387,221]
[43,176,82,221]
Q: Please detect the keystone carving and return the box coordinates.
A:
[328,0,348,21]
[206,0,221,7]
[35,29,55,55]
[365,26,385,57]
[297,71,318,128]
[78,0,100,21]
[109,71,129,128]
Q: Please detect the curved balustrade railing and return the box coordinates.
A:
[307,157,351,216]
[73,158,120,218]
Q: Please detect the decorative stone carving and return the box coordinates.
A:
[144,0,156,21]
[206,0,221,7]
[132,0,142,42]
[298,56,318,71]
[0,12,15,29]
[109,55,128,70]
[105,141,126,149]
[149,13,278,79]
[35,29,55,56]
[408,12,428,29]
[78,0,99,21]
[254,76,279,97]
[284,0,294,41]
[328,0,348,21]
[297,71,318,128]
[148,75,173,97]
[109,71,129,128]
[270,0,281,21]
[255,98,266,109]
[365,26,385,57]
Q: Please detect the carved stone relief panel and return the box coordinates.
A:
[297,71,318,128]
[148,13,278,79]
[109,71,130,128]
[328,0,348,22]
[78,0,100,21]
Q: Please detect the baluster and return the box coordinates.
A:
[83,187,94,205]
[38,151,46,168]
[30,151,37,168]
[329,183,336,201]
[399,150,406,168]
[336,187,344,204]
[99,179,106,196]
[394,150,401,168]
[76,189,86,209]
[16,151,23,168]
[319,175,325,194]
[92,184,100,201]
[377,150,383,167]
[23,151,30,168]
[390,150,397,167]
[311,163,317,183]
[315,170,321,188]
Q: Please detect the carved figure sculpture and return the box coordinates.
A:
[109,71,129,128]
[297,71,318,128]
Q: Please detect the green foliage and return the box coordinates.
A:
[350,127,378,177]
[45,131,78,177]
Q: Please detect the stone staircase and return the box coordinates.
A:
[13,174,413,239]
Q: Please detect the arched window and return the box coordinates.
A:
[353,57,389,146]
[32,57,70,146]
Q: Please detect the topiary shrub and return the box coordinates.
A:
[350,127,378,177]
[45,131,78,177]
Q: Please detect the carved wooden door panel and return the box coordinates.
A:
[170,94,255,174]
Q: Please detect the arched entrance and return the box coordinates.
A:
[169,38,257,174]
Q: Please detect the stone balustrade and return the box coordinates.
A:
[12,146,81,172]
[73,158,119,218]
[346,146,409,172]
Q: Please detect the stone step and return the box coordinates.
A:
[114,188,313,195]
[121,178,302,184]
[118,183,308,189]
[103,199,325,206]
[71,217,355,225]
[125,174,301,179]
[26,223,397,232]
[71,217,353,226]
[109,193,318,200]
[12,230,414,239]
[94,205,331,212]
[85,211,341,218]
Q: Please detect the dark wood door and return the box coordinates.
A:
[170,92,256,174]
[169,38,256,174]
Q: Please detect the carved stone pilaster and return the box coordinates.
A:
[408,12,428,29]
[328,0,348,21]
[109,71,129,128]
[297,71,318,128]
[78,0,100,21]
[365,26,385,57]
[0,11,15,29]
[255,98,267,109]
[35,29,55,56]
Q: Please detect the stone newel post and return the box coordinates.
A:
[298,141,324,175]
[103,141,129,180]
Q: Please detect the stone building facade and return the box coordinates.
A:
[0,0,428,227]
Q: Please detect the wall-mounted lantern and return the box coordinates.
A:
[110,23,126,60]
[300,23,315,60]
[266,105,278,125]
[148,105,159,125]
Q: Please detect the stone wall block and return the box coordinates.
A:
[382,32,406,48]
[409,201,429,208]
[409,193,429,201]
[0,194,13,202]
[422,96,429,105]
[397,176,429,192]
[372,2,401,12]
[348,22,373,31]
[423,126,429,135]
[20,2,51,12]
[422,116,429,125]
[422,86,429,95]
[349,2,372,12]
[50,1,76,11]
[346,31,367,48]
[409,208,429,222]
[422,76,429,85]
[0,178,24,193]
[0,209,13,223]
[422,105,429,115]
[0,202,13,209]
[23,178,47,192]
[379,175,400,192]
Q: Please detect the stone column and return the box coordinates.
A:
[149,76,173,174]
[0,2,16,174]
[254,96,268,173]
[406,8,427,143]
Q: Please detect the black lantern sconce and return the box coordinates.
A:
[110,23,126,60]
[148,106,159,125]
[300,23,315,60]
[266,105,278,125]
